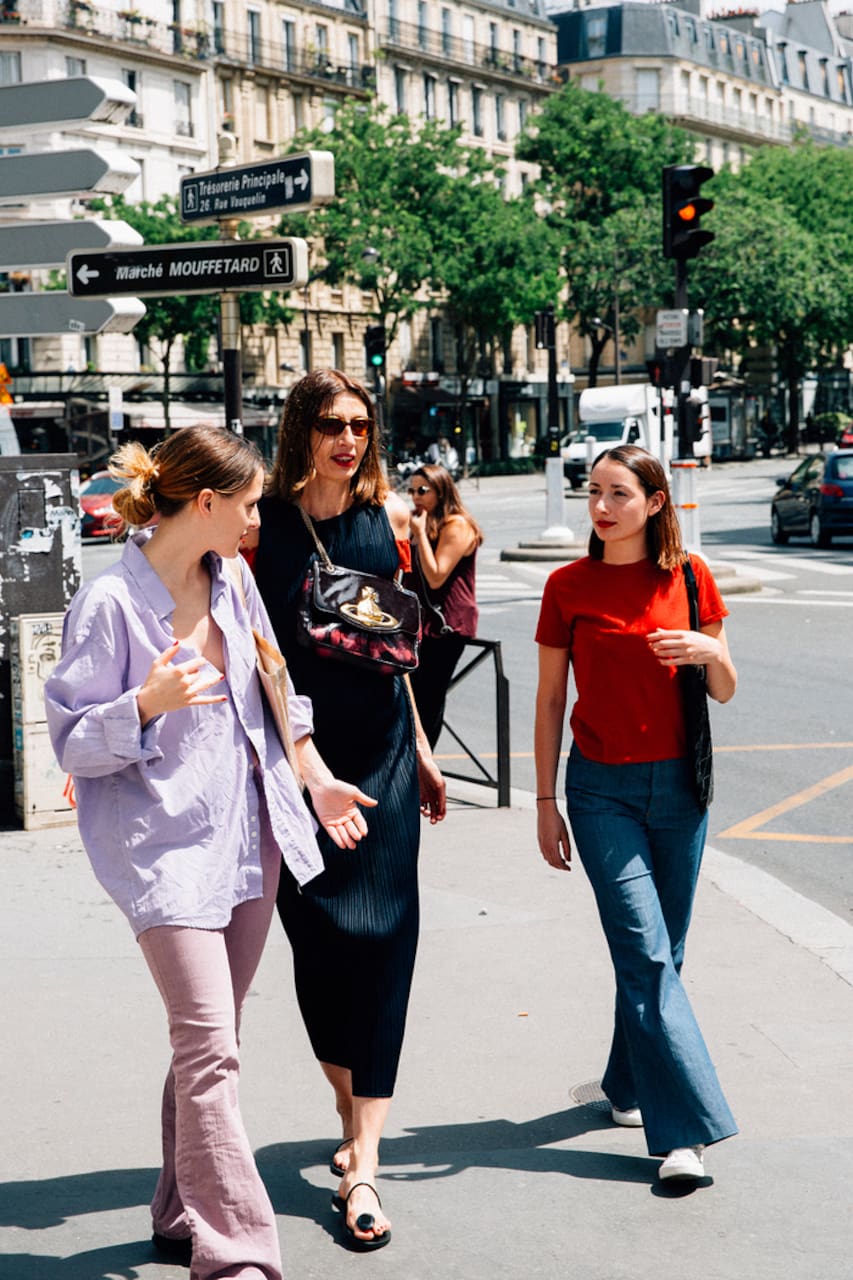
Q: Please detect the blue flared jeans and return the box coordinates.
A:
[566,745,737,1157]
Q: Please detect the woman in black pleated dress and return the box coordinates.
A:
[253,370,446,1251]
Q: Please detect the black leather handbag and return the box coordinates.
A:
[681,557,714,811]
[296,506,421,676]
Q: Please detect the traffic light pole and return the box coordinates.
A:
[671,258,701,551]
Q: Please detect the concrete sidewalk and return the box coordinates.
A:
[1,792,851,1280]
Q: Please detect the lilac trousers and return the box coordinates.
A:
[138,788,282,1280]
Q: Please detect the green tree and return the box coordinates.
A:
[276,99,482,343]
[517,80,695,383]
[693,148,853,448]
[428,176,561,457]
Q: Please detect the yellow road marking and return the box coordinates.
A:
[433,743,853,846]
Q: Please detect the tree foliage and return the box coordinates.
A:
[516,80,695,383]
[693,143,853,444]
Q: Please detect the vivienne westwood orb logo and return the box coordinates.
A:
[340,586,399,630]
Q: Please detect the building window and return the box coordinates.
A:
[442,8,452,56]
[430,316,443,372]
[512,28,522,71]
[495,93,506,140]
[315,24,328,57]
[332,332,345,369]
[463,15,474,63]
[389,0,399,42]
[394,66,407,115]
[247,9,261,65]
[586,16,607,59]
[424,73,436,120]
[174,81,193,136]
[489,21,498,59]
[778,44,789,84]
[121,68,142,127]
[254,84,270,139]
[518,97,527,130]
[213,1,225,54]
[0,52,21,84]
[418,1,428,50]
[472,85,483,137]
[798,50,808,90]
[282,19,295,71]
[448,79,459,126]
[291,92,304,131]
[66,56,86,76]
[348,34,358,75]
[636,68,660,113]
[537,37,546,79]
[838,66,849,102]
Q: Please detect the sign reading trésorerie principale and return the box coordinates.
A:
[67,237,309,298]
[179,151,335,224]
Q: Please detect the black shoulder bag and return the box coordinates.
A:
[681,557,714,812]
[296,505,422,676]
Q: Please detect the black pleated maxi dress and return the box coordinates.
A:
[254,499,420,1098]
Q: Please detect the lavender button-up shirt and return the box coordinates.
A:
[45,531,324,937]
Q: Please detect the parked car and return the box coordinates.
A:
[838,422,853,449]
[770,449,853,547]
[79,470,123,539]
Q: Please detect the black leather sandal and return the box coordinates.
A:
[330,1182,391,1251]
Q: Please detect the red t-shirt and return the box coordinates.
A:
[535,554,727,764]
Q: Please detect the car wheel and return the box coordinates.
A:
[809,509,832,548]
[770,508,789,545]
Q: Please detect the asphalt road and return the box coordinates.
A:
[81,452,853,925]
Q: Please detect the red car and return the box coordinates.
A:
[838,423,853,449]
[79,471,123,539]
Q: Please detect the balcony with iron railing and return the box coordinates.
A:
[2,0,374,91]
[379,18,556,87]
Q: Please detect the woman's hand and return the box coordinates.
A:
[137,640,226,726]
[409,509,428,545]
[646,628,722,667]
[309,779,378,850]
[417,752,447,823]
[537,803,572,872]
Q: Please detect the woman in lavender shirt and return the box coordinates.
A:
[45,425,376,1280]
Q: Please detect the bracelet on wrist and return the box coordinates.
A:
[536,796,557,802]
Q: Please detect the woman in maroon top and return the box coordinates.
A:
[406,463,482,748]
[534,445,738,1184]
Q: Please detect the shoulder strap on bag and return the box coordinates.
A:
[682,555,700,632]
[297,504,335,570]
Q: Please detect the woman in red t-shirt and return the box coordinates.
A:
[534,445,738,1184]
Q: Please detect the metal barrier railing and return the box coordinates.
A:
[438,638,511,807]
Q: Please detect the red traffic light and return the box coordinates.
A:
[663,165,715,261]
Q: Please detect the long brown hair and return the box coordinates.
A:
[410,463,483,547]
[266,369,388,505]
[110,425,263,535]
[588,445,685,571]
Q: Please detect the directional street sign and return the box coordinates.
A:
[0,294,145,337]
[67,237,310,298]
[0,77,136,131]
[0,219,143,270]
[179,152,334,224]
[655,308,689,349]
[0,150,139,204]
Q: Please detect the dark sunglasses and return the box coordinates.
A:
[314,415,373,438]
[407,485,432,496]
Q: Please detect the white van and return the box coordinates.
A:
[561,385,665,488]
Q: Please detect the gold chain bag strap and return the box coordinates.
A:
[225,556,303,789]
[296,504,421,675]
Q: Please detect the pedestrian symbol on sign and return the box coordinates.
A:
[184,184,198,213]
[264,247,290,278]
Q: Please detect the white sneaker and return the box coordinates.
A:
[658,1146,705,1181]
[610,1106,643,1128]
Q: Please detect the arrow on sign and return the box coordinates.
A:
[75,265,101,286]
[0,294,145,337]
[0,76,137,131]
[0,219,143,270]
[0,150,139,204]
[295,168,309,191]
